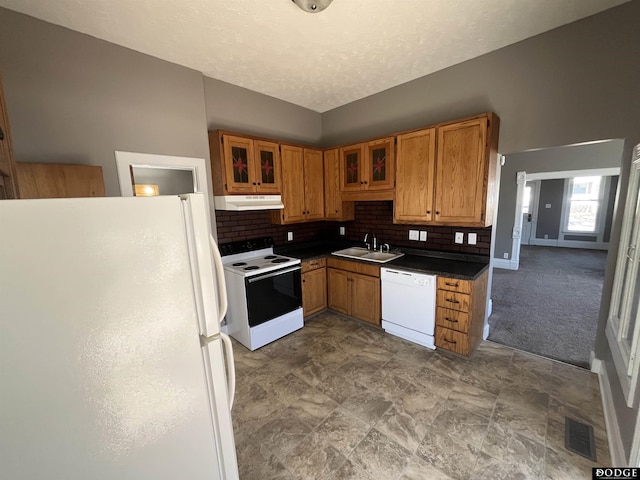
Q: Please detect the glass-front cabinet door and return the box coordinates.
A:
[340,143,365,192]
[366,137,395,190]
[222,135,256,193]
[254,140,281,193]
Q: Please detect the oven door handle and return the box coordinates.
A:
[247,266,301,283]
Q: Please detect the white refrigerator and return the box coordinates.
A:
[0,194,239,479]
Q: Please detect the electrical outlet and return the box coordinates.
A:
[545,204,551,209]
[419,231,427,242]
[503,253,509,259]
[544,234,549,239]
[468,233,477,245]
[339,226,345,236]
[455,232,464,244]
[287,231,293,241]
[409,230,419,241]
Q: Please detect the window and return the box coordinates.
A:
[607,143,640,407]
[522,185,532,214]
[566,176,602,232]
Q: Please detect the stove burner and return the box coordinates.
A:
[271,258,289,263]
[232,262,247,267]
[264,255,277,259]
[244,265,260,270]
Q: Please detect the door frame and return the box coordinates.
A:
[506,167,620,271]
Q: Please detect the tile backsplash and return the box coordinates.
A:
[215,201,491,255]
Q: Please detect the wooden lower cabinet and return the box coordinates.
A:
[327,257,380,326]
[434,270,488,356]
[301,258,327,317]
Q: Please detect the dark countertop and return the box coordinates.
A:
[275,241,489,280]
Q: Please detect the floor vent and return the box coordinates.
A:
[565,417,597,461]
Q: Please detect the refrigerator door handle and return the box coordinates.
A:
[219,332,236,409]
[210,235,228,323]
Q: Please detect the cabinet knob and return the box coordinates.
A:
[0,127,4,141]
[364,181,368,184]
[257,182,261,185]
[335,209,338,213]
[426,210,431,214]
[435,211,440,215]
[253,182,257,185]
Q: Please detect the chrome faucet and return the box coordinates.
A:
[364,233,377,250]
[380,243,390,253]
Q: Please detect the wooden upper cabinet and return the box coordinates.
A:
[270,146,325,224]
[278,144,306,223]
[340,143,365,192]
[365,137,395,191]
[303,148,325,221]
[16,163,105,198]
[0,74,19,200]
[394,113,499,226]
[340,138,395,200]
[435,118,487,224]
[254,140,281,193]
[324,148,354,221]
[394,128,436,223]
[209,131,281,195]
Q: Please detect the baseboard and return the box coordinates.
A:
[593,356,627,466]
[530,238,559,247]
[492,258,518,270]
[557,240,609,250]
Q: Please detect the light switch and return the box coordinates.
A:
[409,230,419,241]
[545,204,552,209]
[455,232,464,244]
[468,233,477,245]
[287,231,293,241]
[419,231,427,241]
[339,226,345,236]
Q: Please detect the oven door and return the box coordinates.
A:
[244,266,302,327]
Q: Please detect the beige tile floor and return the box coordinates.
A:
[230,311,609,480]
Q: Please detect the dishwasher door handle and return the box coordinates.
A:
[384,269,412,276]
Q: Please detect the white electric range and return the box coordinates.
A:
[220,237,303,351]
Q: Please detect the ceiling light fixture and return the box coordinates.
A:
[292,0,334,13]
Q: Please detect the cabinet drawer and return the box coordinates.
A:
[436,291,470,312]
[301,257,326,273]
[436,307,470,333]
[435,327,469,356]
[327,257,380,277]
[437,277,472,294]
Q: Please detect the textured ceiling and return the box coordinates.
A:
[0,0,629,112]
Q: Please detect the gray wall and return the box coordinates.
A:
[535,179,565,240]
[604,176,619,243]
[0,8,211,198]
[203,77,322,146]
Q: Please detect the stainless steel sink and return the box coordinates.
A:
[332,247,404,263]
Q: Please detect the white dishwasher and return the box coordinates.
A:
[381,267,436,349]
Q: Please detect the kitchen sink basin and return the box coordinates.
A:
[332,247,404,263]
[331,247,370,258]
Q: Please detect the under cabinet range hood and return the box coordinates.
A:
[214,194,284,211]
